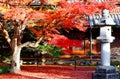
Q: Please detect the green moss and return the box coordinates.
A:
[0,66,9,74]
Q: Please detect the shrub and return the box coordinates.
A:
[0,66,10,74]
[111,61,120,72]
[111,61,120,66]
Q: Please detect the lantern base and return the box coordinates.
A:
[92,66,119,79]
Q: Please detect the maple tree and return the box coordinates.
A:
[0,0,116,73]
[47,35,82,54]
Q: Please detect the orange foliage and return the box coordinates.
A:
[29,27,41,37]
[0,0,32,5]
[0,0,116,46]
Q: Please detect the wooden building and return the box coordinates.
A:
[29,0,120,57]
[61,0,120,59]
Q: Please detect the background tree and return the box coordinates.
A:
[0,0,115,73]
[47,35,83,54]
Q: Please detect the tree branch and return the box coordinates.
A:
[2,29,11,45]
[19,36,44,48]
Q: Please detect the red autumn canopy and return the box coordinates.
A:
[47,35,83,54]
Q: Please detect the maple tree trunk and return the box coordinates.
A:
[10,46,21,73]
[10,39,22,73]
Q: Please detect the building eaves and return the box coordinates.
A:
[88,13,120,27]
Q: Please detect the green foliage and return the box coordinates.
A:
[111,61,120,72]
[49,46,61,58]
[42,5,56,10]
[37,44,53,51]
[3,56,12,64]
[31,6,40,10]
[0,66,9,74]
[37,44,61,58]
[21,44,61,58]
[111,61,120,66]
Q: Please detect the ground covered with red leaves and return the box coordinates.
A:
[0,65,95,79]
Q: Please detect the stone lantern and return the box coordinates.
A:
[92,9,119,79]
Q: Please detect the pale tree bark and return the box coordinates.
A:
[10,37,43,73]
[19,36,44,48]
[1,22,44,73]
[2,28,23,73]
[10,38,22,73]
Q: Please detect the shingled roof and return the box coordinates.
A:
[88,13,120,27]
[86,0,120,27]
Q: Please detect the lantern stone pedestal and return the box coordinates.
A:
[92,9,119,79]
[92,27,119,79]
